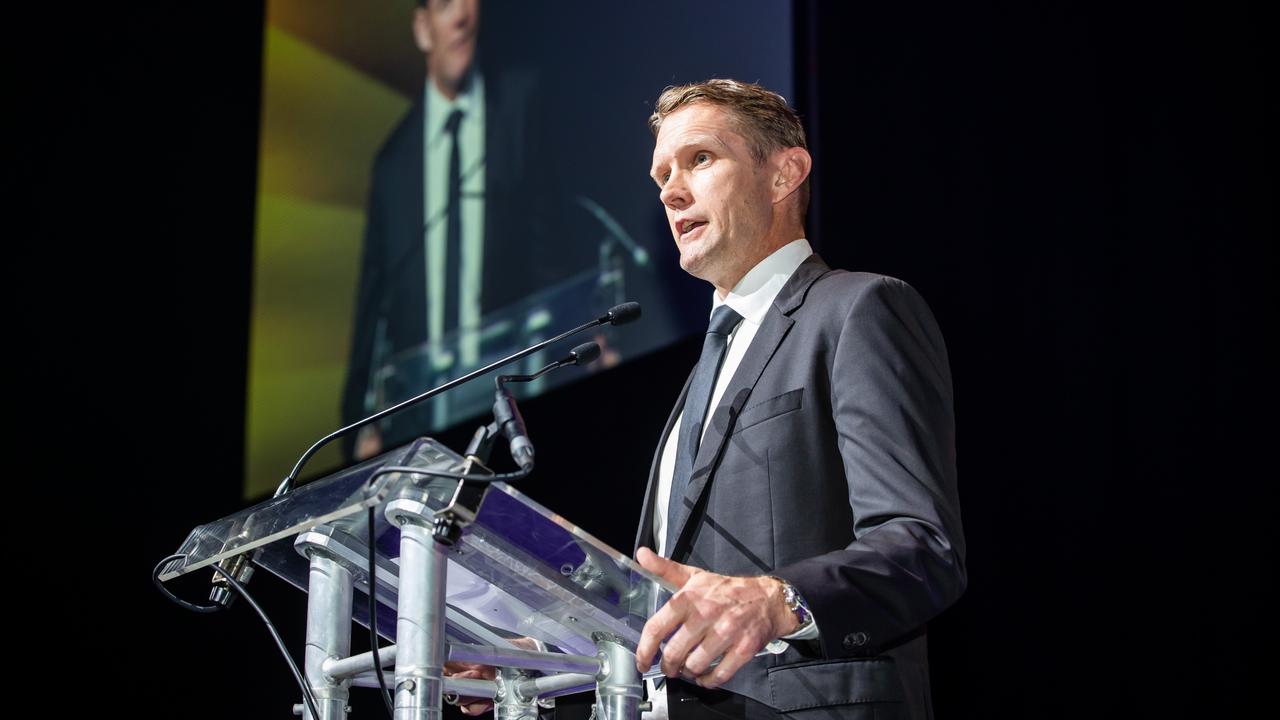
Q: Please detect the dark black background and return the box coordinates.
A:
[19,1,1273,717]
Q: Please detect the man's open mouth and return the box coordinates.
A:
[678,219,707,236]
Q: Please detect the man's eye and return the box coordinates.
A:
[694,152,711,165]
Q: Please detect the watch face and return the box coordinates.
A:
[784,582,800,605]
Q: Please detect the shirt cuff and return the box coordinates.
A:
[781,613,820,641]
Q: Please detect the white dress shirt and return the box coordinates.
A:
[652,238,814,557]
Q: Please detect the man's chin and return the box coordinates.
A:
[677,252,705,279]
[678,256,723,289]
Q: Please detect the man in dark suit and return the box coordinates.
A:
[343,0,570,460]
[633,80,966,719]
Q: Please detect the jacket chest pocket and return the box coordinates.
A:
[732,388,803,434]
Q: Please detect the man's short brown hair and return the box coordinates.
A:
[649,79,809,214]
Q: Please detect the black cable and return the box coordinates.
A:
[206,558,323,720]
[152,555,223,613]
[153,554,322,720]
[154,461,526,713]
[360,463,529,715]
[368,507,395,718]
[365,463,531,491]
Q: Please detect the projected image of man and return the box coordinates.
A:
[343,0,572,460]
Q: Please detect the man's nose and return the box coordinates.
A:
[446,0,472,26]
[660,174,690,210]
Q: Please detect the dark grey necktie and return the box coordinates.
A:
[665,304,744,553]
[443,109,464,334]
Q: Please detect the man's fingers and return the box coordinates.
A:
[657,601,719,677]
[640,569,785,686]
[697,635,759,689]
[508,636,541,652]
[636,546,695,587]
[657,620,704,678]
[444,662,497,680]
[681,620,735,678]
[459,699,494,716]
[635,546,672,578]
[634,628,659,672]
[635,593,686,670]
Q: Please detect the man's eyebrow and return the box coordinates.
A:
[649,134,734,181]
[680,133,733,155]
[706,133,733,152]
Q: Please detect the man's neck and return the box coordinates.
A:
[713,231,806,298]
[428,68,475,103]
[432,76,459,102]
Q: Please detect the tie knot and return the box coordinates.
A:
[444,109,464,136]
[707,305,743,337]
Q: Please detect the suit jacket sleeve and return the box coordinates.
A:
[772,276,966,659]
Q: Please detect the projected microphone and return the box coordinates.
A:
[493,341,601,471]
[575,195,650,267]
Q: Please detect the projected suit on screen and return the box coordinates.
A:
[343,0,574,460]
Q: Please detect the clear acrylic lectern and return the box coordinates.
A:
[159,437,674,720]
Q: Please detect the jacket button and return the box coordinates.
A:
[842,632,869,650]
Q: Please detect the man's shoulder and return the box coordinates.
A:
[787,261,936,332]
[798,261,919,309]
[371,99,425,171]
[793,265,946,359]
[813,267,899,291]
[484,65,538,109]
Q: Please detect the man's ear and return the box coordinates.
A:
[411,7,433,54]
[770,146,812,204]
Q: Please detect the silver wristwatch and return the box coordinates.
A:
[771,577,814,634]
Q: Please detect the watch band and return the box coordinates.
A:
[770,576,813,632]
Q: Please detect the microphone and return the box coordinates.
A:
[601,302,642,326]
[208,307,640,609]
[493,342,600,471]
[492,385,533,471]
[560,341,604,366]
[275,302,640,498]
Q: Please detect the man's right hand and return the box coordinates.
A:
[355,425,383,460]
[443,660,499,716]
[443,636,544,715]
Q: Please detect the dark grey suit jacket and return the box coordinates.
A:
[634,255,966,719]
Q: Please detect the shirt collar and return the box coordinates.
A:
[711,238,814,326]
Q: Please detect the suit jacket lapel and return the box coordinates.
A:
[634,370,695,553]
[665,255,834,557]
[664,312,791,556]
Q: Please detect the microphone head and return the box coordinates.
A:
[604,302,642,326]
[569,342,601,366]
